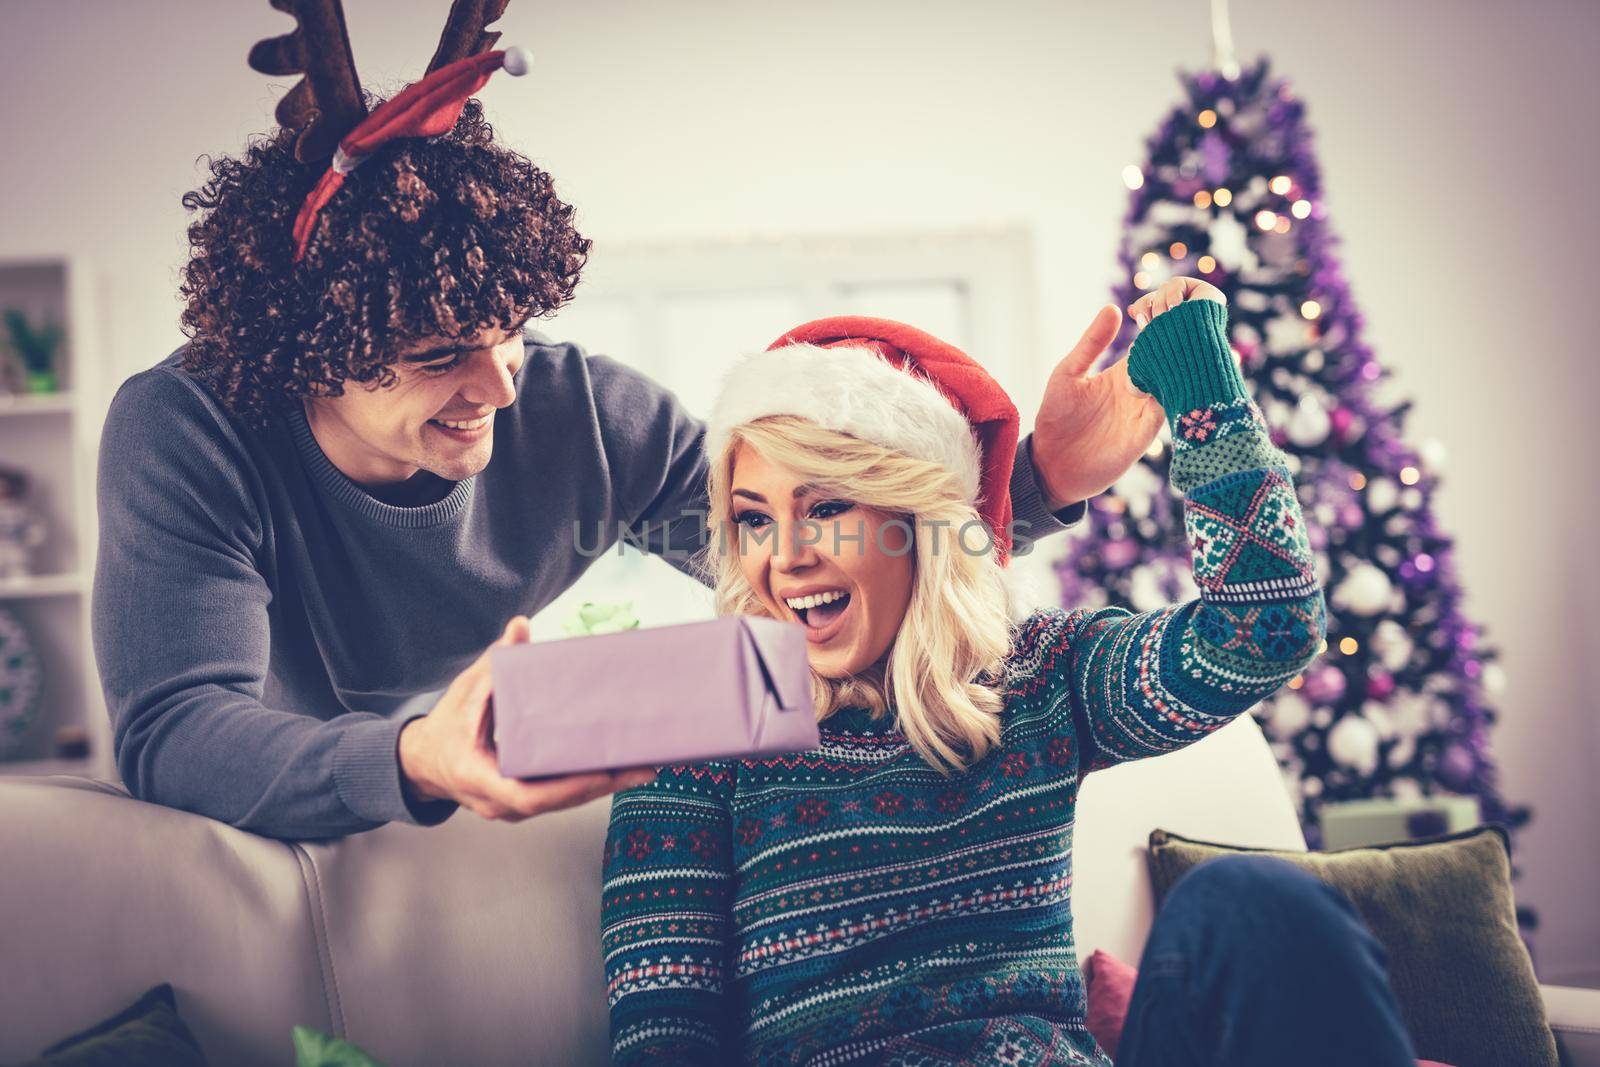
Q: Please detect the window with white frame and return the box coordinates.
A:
[527,229,1041,640]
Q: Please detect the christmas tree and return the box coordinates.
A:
[1057,59,1531,877]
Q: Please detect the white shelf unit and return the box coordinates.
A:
[0,257,109,779]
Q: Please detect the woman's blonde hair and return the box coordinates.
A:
[702,414,1015,773]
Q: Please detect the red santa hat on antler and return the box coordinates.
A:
[706,317,1021,565]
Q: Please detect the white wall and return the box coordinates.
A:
[2,0,1595,981]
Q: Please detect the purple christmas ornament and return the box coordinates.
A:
[1302,663,1347,704]
[1438,741,1477,792]
[1101,538,1142,570]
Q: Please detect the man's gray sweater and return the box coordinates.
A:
[92,334,1081,840]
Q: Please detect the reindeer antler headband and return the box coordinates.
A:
[248,0,529,263]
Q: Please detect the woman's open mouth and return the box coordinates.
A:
[784,589,853,645]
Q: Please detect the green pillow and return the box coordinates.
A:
[293,1025,387,1067]
[12,985,207,1067]
[1146,826,1556,1067]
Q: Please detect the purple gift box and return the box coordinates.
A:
[490,615,820,778]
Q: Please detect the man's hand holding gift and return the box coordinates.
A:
[398,616,657,823]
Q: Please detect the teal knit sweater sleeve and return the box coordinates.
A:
[1053,296,1326,773]
[602,761,737,1064]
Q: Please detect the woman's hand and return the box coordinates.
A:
[1125,275,1226,328]
[1030,278,1226,510]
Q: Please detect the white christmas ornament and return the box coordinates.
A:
[1389,775,1423,801]
[1171,562,1200,603]
[1149,202,1195,228]
[1362,700,1397,740]
[1389,690,1431,738]
[1207,212,1259,273]
[1235,289,1271,313]
[1266,313,1313,354]
[1332,562,1393,616]
[1365,477,1399,513]
[1287,396,1331,447]
[1430,699,1456,729]
[1370,620,1412,671]
[1128,564,1166,613]
[1114,461,1163,521]
[1266,690,1312,736]
[1419,437,1448,471]
[1328,713,1381,775]
[1482,663,1507,695]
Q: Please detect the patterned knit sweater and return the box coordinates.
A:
[600,298,1327,1066]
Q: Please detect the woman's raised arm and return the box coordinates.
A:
[1025,282,1326,775]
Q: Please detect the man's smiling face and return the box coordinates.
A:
[303,323,526,492]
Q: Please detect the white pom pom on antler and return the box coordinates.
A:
[501,45,532,77]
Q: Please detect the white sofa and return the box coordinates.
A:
[1,716,1594,1066]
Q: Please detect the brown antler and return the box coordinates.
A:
[249,0,367,164]
[426,0,511,74]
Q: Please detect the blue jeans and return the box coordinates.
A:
[1116,854,1417,1067]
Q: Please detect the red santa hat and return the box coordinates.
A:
[705,316,1021,564]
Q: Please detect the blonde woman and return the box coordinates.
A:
[601,280,1416,1066]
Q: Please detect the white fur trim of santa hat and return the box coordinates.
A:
[705,343,983,500]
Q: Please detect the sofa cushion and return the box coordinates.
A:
[1146,826,1557,1067]
[1083,948,1139,1057]
[14,984,207,1067]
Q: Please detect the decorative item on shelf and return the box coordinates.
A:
[53,724,90,761]
[1318,793,1482,851]
[0,466,50,579]
[560,599,639,636]
[1,306,65,394]
[0,605,44,759]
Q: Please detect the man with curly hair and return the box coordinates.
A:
[90,76,1153,840]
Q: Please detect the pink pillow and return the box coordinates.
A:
[1083,948,1140,1057]
[1082,947,1454,1067]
